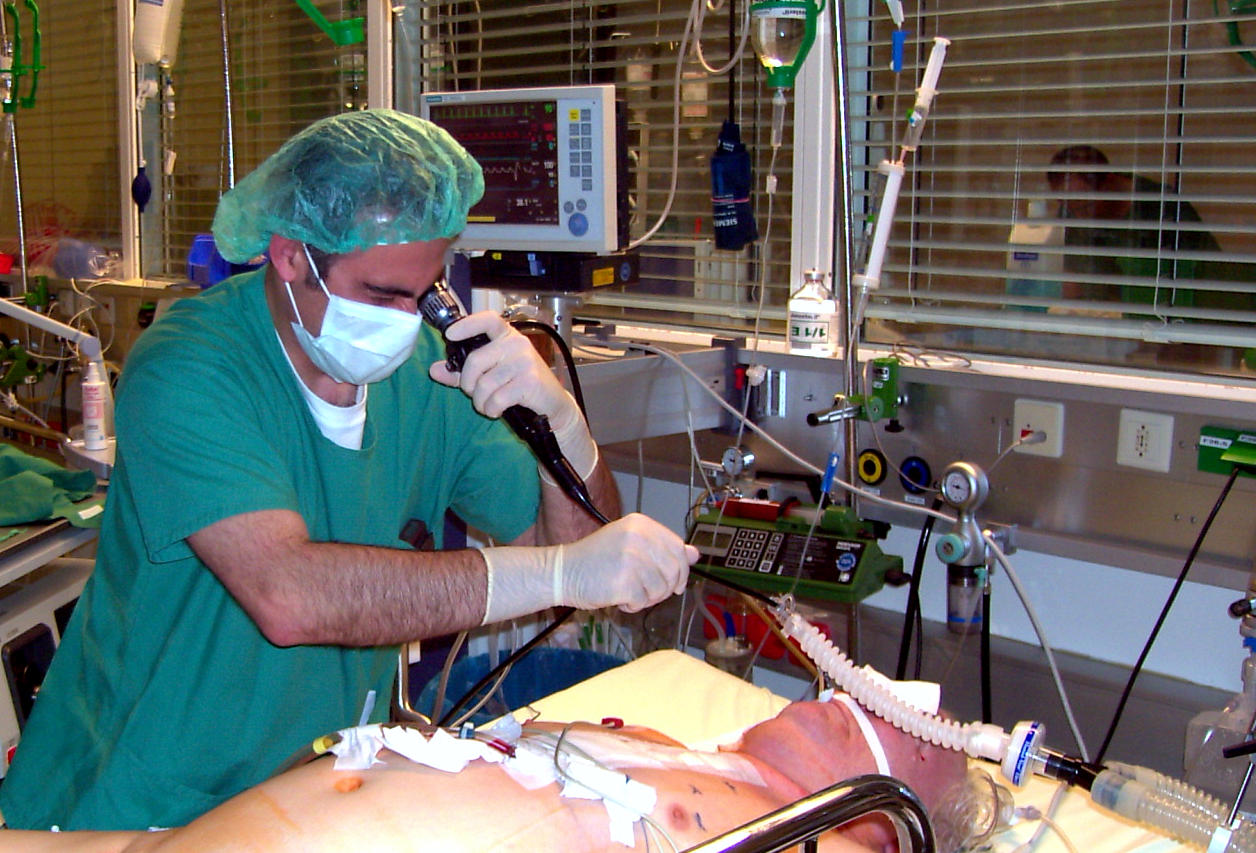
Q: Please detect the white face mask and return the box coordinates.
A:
[285,244,424,385]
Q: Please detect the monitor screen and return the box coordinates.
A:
[420,85,620,254]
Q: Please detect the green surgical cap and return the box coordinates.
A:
[212,109,484,262]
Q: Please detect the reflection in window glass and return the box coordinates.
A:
[848,0,1256,378]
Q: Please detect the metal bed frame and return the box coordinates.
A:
[682,774,934,853]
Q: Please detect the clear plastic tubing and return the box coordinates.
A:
[1090,768,1256,851]
[770,88,787,149]
[781,608,1256,851]
[778,611,1010,760]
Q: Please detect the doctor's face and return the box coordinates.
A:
[294,238,452,335]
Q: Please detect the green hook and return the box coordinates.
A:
[293,0,364,46]
[1218,0,1256,71]
[2,0,43,113]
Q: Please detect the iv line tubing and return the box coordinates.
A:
[575,334,955,526]
[986,533,1089,761]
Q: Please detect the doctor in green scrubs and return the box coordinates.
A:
[0,110,696,831]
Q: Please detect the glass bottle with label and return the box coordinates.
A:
[788,268,839,356]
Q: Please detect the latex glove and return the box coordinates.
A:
[480,513,700,624]
[429,311,598,479]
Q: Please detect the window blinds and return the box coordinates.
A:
[0,1,120,270]
[152,0,369,277]
[845,0,1256,370]
[397,0,794,333]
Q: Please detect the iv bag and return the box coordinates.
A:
[133,0,185,67]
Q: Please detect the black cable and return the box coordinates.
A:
[510,319,588,418]
[434,294,779,725]
[437,607,578,727]
[981,584,992,724]
[913,598,923,681]
[895,498,942,680]
[1094,466,1243,764]
[690,565,776,607]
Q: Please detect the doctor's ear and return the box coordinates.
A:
[268,235,310,283]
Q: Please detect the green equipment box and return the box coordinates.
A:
[686,504,902,604]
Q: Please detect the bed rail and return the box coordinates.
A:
[681,774,934,853]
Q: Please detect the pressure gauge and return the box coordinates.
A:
[721,446,755,478]
[939,462,988,512]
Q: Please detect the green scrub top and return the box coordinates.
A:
[0,268,540,830]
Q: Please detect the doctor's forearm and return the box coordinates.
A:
[189,513,490,647]
[533,453,621,546]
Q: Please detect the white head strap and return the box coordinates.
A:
[830,693,892,776]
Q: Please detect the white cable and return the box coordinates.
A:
[1011,782,1073,853]
[573,335,955,526]
[690,0,752,75]
[985,533,1090,762]
[626,0,698,250]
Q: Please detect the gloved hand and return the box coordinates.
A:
[429,311,598,480]
[479,513,700,624]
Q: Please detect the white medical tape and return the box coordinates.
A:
[831,693,892,776]
[502,734,657,846]
[563,729,764,788]
[328,724,504,773]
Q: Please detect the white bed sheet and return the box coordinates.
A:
[524,650,1191,853]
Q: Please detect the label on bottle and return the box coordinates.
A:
[788,300,838,356]
[81,380,107,450]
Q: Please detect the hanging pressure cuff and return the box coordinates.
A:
[710,119,759,251]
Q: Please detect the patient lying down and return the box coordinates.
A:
[4,697,966,852]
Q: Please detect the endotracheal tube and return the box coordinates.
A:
[772,599,1256,851]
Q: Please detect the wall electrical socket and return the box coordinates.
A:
[1012,398,1065,457]
[1116,409,1174,472]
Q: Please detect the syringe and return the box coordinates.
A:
[900,36,950,153]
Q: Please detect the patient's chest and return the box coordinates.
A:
[146,732,872,852]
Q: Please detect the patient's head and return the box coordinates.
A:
[736,698,966,809]
[734,697,969,851]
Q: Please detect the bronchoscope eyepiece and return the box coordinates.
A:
[418,281,609,526]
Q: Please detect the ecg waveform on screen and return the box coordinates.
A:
[429,100,561,226]
[481,160,551,188]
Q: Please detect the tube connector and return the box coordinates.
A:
[807,396,863,426]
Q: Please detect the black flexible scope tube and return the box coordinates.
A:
[418,282,609,526]
[422,283,778,726]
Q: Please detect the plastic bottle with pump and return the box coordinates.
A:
[787,269,839,357]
